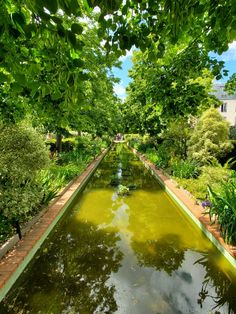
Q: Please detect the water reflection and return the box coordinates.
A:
[0,221,123,313]
[1,145,236,314]
[194,250,236,312]
[132,234,185,275]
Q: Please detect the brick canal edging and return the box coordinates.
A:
[0,148,109,302]
[131,148,236,268]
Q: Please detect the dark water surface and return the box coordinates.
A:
[1,145,236,313]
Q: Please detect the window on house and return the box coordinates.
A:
[221,103,227,112]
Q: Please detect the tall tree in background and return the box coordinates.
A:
[123,46,221,134]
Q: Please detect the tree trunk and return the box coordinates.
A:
[13,220,22,240]
[56,133,62,153]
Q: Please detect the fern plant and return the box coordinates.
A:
[207,176,236,244]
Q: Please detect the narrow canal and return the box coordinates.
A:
[1,144,236,313]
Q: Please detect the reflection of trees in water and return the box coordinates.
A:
[0,221,123,314]
[92,147,150,189]
[132,234,185,275]
[194,251,236,313]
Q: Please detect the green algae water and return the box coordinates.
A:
[1,144,236,313]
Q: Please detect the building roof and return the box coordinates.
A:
[212,83,236,100]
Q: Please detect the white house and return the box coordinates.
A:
[212,84,236,126]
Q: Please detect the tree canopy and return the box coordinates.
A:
[0,1,123,136]
[122,46,221,134]
[1,0,236,133]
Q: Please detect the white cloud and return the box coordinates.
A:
[215,41,236,61]
[119,47,135,61]
[114,83,126,99]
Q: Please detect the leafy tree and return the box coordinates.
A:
[161,118,193,160]
[0,124,50,237]
[225,73,236,95]
[188,108,233,164]
[123,47,220,134]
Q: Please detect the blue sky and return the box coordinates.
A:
[112,52,133,101]
[112,41,236,100]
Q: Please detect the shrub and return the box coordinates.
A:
[229,126,236,140]
[126,134,143,149]
[162,118,192,160]
[175,166,230,200]
[0,125,50,223]
[188,108,233,164]
[62,137,76,152]
[146,148,159,164]
[207,175,236,244]
[46,137,76,153]
[75,135,107,157]
[75,136,91,151]
[137,137,157,153]
[0,182,43,221]
[0,125,50,184]
[57,151,91,166]
[154,143,170,169]
[37,171,63,206]
[117,184,130,196]
[172,160,200,179]
[0,213,14,245]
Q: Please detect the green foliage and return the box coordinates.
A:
[229,126,236,140]
[126,134,143,149]
[46,137,76,153]
[137,137,157,153]
[0,213,14,245]
[171,160,200,179]
[57,151,90,166]
[92,1,236,59]
[145,148,159,165]
[0,3,122,137]
[225,73,236,95]
[175,166,231,200]
[117,184,129,196]
[188,108,233,164]
[37,171,62,206]
[123,49,219,134]
[154,143,172,169]
[61,137,76,152]
[161,118,193,160]
[0,182,43,221]
[207,174,236,244]
[0,125,50,221]
[0,125,50,184]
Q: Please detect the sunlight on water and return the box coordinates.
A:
[1,144,236,314]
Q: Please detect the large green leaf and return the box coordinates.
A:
[12,12,26,29]
[67,30,77,47]
[73,59,84,68]
[71,23,83,35]
[0,24,5,37]
[41,0,58,14]
[8,25,21,39]
[0,72,8,83]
